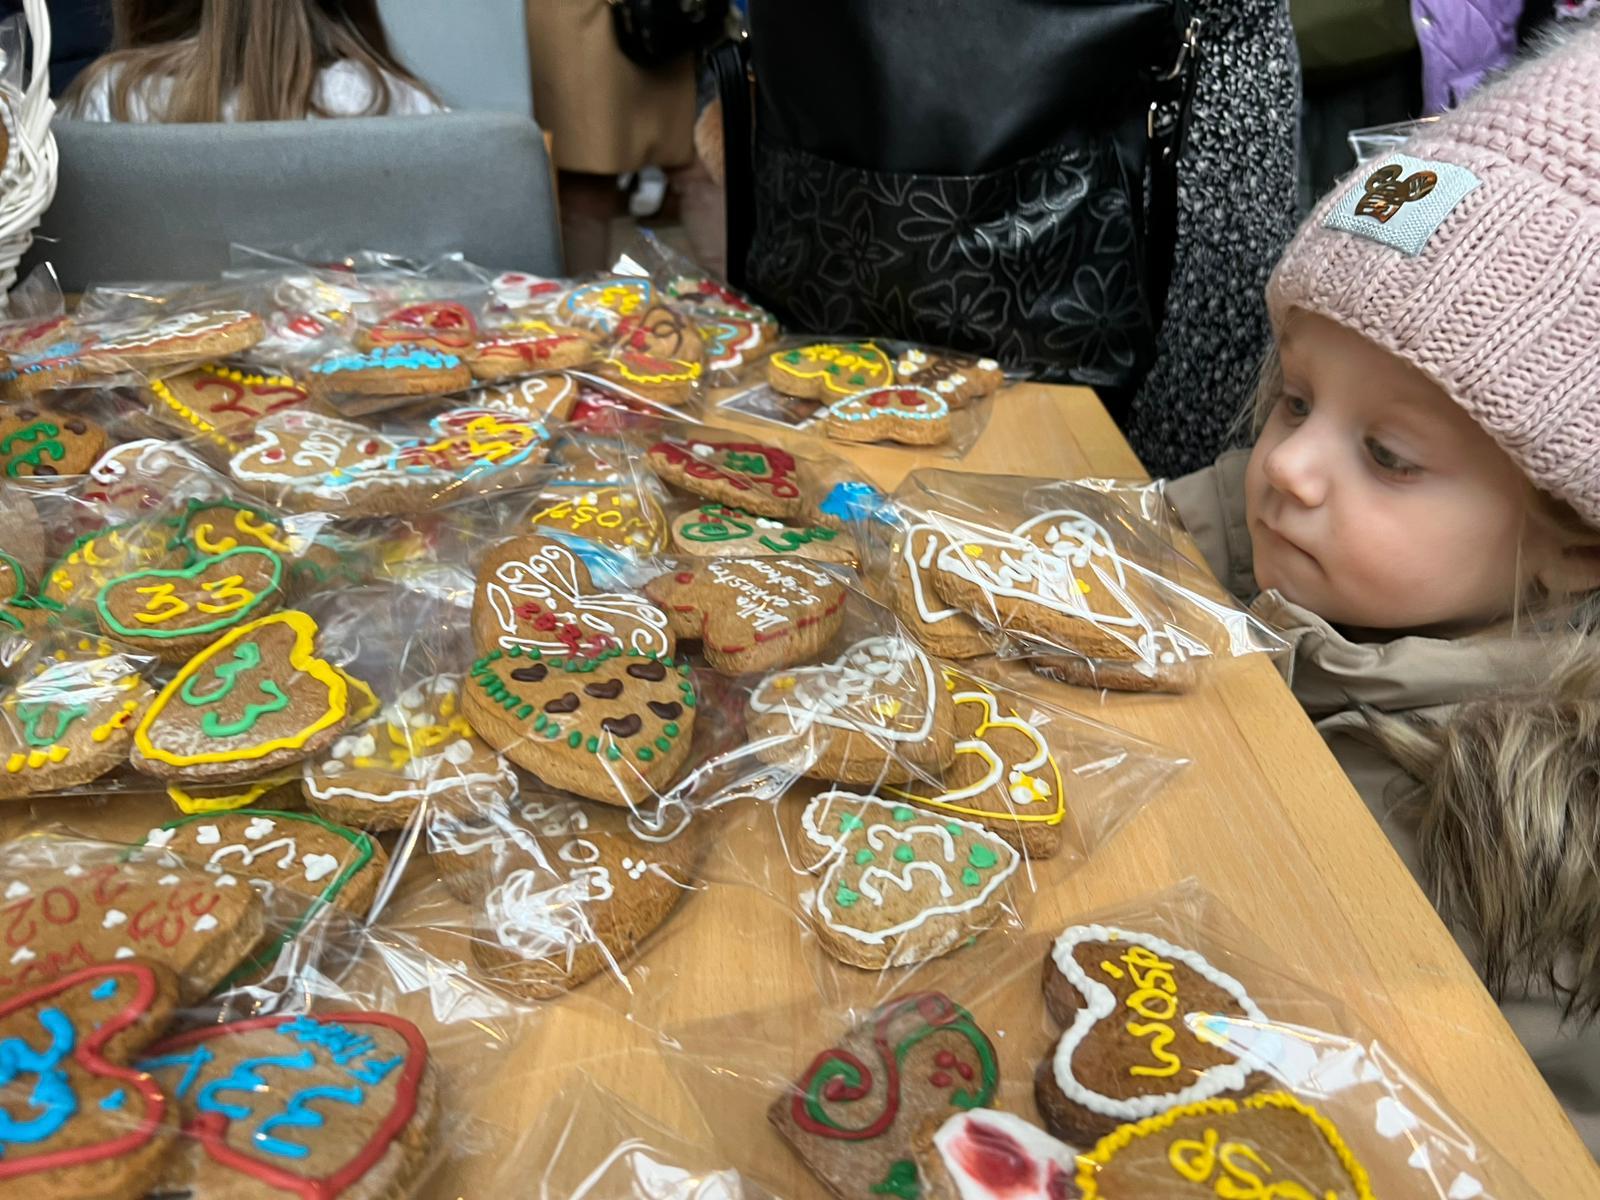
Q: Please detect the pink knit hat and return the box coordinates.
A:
[1268,24,1600,525]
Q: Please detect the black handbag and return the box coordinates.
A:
[610,0,730,69]
[712,1,1200,396]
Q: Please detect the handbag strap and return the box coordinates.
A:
[709,36,755,292]
[1144,18,1202,332]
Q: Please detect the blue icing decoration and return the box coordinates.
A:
[99,1088,126,1111]
[281,1014,378,1066]
[137,1046,216,1099]
[253,1084,364,1159]
[310,345,460,375]
[348,1054,404,1087]
[819,480,893,525]
[196,1051,316,1119]
[91,979,117,1001]
[0,1007,78,1150]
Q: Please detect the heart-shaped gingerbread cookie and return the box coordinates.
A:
[1035,925,1270,1146]
[557,277,654,334]
[132,610,356,785]
[646,435,804,518]
[824,385,951,446]
[471,534,673,661]
[138,1010,436,1200]
[463,643,697,806]
[146,361,308,451]
[747,636,956,785]
[41,525,186,620]
[889,524,995,660]
[0,961,180,1200]
[767,341,893,399]
[95,547,286,663]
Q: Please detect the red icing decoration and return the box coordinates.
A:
[145,1011,428,1200]
[674,572,696,585]
[950,1117,1036,1192]
[0,962,168,1179]
[935,1050,956,1068]
[648,439,801,502]
[368,302,477,350]
[930,1070,952,1087]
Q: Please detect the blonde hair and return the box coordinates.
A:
[64,0,438,123]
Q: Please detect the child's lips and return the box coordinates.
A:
[1256,519,1317,566]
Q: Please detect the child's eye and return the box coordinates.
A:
[1366,437,1419,476]
[1281,394,1310,420]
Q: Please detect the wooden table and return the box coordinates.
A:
[31,384,1593,1196]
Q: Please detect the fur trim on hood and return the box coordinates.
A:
[1370,645,1600,1024]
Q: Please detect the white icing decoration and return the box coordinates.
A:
[144,828,175,849]
[63,865,84,878]
[1049,924,1267,1121]
[486,858,614,965]
[302,853,340,883]
[2,881,26,900]
[195,825,221,846]
[799,792,1018,950]
[100,309,252,351]
[102,909,127,928]
[9,946,33,963]
[701,558,833,634]
[194,913,219,932]
[748,636,938,745]
[210,836,298,872]
[244,817,276,840]
[156,873,179,886]
[902,525,972,629]
[215,875,238,887]
[932,1109,1076,1200]
[114,947,135,959]
[826,385,949,424]
[483,541,671,657]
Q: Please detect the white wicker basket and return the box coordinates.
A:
[0,0,55,294]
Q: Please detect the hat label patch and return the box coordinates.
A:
[1323,153,1480,256]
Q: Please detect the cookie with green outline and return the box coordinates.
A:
[0,635,155,800]
[40,524,186,620]
[0,404,107,477]
[769,991,1000,1200]
[131,610,359,786]
[96,547,286,663]
[463,644,697,807]
[670,504,859,566]
[167,497,302,561]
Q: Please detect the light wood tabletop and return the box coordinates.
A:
[23,383,1593,1196]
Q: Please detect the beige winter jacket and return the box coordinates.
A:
[1168,449,1600,1157]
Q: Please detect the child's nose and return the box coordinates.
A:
[1262,427,1328,508]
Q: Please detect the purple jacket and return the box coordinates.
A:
[1413,0,1523,112]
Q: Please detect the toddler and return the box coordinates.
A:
[1168,23,1600,1152]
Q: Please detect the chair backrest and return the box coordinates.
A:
[24,112,562,290]
[377,0,533,113]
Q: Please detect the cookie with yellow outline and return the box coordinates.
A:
[96,547,286,664]
[884,669,1067,858]
[303,673,518,831]
[1073,1091,1376,1200]
[594,352,701,406]
[145,361,309,451]
[767,341,893,399]
[0,635,153,800]
[612,302,704,364]
[131,611,356,786]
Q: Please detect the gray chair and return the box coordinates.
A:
[23,113,562,289]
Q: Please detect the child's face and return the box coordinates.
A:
[1245,311,1549,632]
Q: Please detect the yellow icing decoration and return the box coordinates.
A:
[91,700,141,743]
[196,575,255,615]
[134,583,189,624]
[167,773,296,815]
[963,544,982,557]
[1078,1092,1376,1200]
[4,754,21,774]
[134,611,348,767]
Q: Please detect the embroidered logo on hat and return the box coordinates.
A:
[1322,153,1481,256]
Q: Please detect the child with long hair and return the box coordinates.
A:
[1167,23,1600,1151]
[63,0,441,122]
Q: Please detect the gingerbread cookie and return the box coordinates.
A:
[798,792,1020,969]
[0,637,155,800]
[139,1010,437,1200]
[895,349,1005,408]
[612,302,705,364]
[665,275,777,329]
[770,992,999,1200]
[1074,1092,1376,1200]
[0,858,263,1000]
[530,486,666,555]
[0,316,93,396]
[169,498,300,561]
[471,534,673,660]
[306,344,471,400]
[131,610,356,786]
[357,299,479,352]
[490,271,565,311]
[594,352,701,406]
[84,438,214,515]
[303,673,518,831]
[142,808,387,918]
[85,309,264,372]
[885,669,1066,858]
[0,961,180,1200]
[146,361,309,451]
[1036,925,1270,1146]
[890,525,995,660]
[671,504,859,565]
[0,489,43,594]
[916,1109,1078,1200]
[825,385,952,446]
[557,277,655,334]
[646,435,803,519]
[931,510,1163,666]
[434,795,705,998]
[163,772,305,818]
[463,644,697,806]
[645,557,846,675]
[0,405,106,477]
[95,547,286,663]
[748,636,955,786]
[768,341,893,399]
[472,372,579,420]
[41,525,184,620]
[698,317,769,372]
[470,328,595,382]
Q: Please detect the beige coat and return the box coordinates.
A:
[525,0,696,174]
[1169,449,1600,1158]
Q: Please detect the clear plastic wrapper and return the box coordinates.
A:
[1348,116,1441,165]
[852,469,1286,693]
[656,880,1527,1200]
[0,831,561,1200]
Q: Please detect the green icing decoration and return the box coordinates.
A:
[200,681,289,738]
[0,422,65,477]
[567,730,582,748]
[854,848,873,865]
[834,884,859,908]
[961,868,981,887]
[637,747,654,762]
[839,813,863,833]
[16,698,88,748]
[870,1160,919,1200]
[968,844,998,870]
[893,844,914,864]
[179,641,261,706]
[892,806,914,821]
[97,547,286,640]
